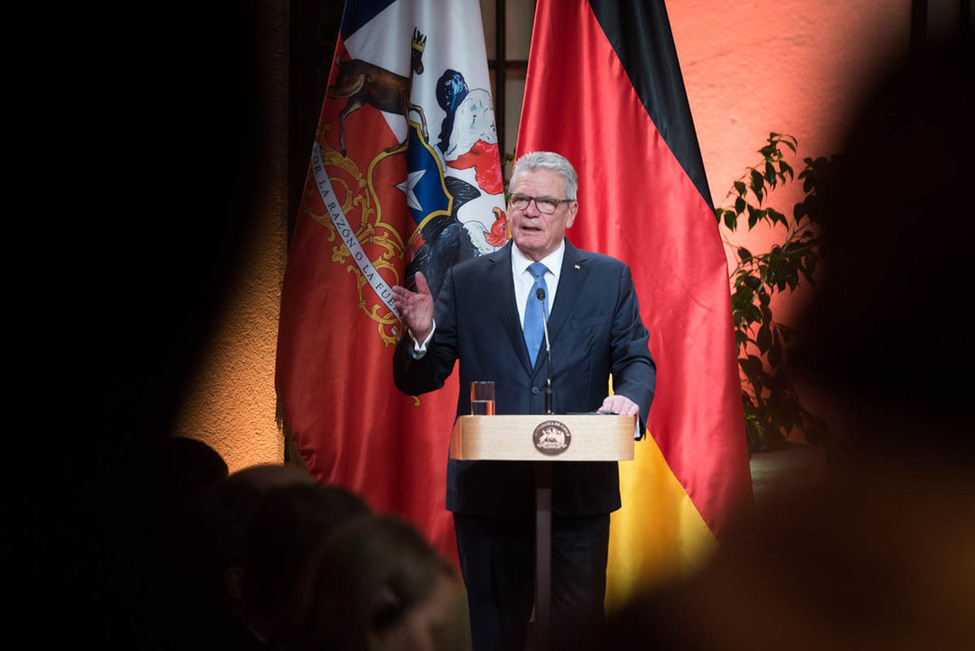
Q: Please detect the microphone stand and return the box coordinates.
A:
[538,288,553,415]
[535,286,553,651]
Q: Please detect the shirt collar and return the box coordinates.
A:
[511,240,565,278]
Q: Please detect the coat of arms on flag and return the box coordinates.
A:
[276,0,506,562]
[301,2,507,348]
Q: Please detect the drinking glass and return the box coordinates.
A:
[470,381,495,415]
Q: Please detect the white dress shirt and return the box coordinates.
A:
[510,240,565,326]
[412,240,566,354]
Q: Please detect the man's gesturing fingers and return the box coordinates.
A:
[392,271,434,342]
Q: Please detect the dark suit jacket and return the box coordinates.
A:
[394,240,655,517]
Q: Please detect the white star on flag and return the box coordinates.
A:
[394,168,427,211]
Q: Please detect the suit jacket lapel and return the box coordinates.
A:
[486,242,535,374]
[547,240,589,345]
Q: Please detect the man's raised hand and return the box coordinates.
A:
[392,271,434,343]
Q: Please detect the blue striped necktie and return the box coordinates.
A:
[523,262,549,366]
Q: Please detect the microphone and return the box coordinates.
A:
[536,287,553,414]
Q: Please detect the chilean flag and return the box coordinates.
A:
[516,0,753,607]
[275,0,506,562]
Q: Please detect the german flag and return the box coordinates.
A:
[515,0,753,608]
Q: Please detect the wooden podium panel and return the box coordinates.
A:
[449,412,636,651]
[449,413,635,461]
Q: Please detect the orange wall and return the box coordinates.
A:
[174,0,915,472]
[669,0,911,324]
[172,0,290,472]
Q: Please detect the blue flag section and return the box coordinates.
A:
[402,122,452,227]
[339,0,398,40]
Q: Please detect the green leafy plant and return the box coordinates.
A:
[715,133,831,452]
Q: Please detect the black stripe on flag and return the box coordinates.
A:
[588,0,713,208]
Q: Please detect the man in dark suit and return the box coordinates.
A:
[392,151,656,651]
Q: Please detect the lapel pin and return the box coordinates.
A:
[574,264,581,270]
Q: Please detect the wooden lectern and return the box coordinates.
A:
[450,413,635,651]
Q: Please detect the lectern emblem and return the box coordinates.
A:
[532,420,571,456]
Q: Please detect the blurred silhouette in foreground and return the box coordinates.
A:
[169,464,371,649]
[580,37,975,651]
[163,436,230,514]
[272,514,463,651]
[237,481,373,643]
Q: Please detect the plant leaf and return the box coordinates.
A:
[723,210,737,230]
[779,159,794,180]
[756,324,772,352]
[750,206,769,230]
[750,169,765,203]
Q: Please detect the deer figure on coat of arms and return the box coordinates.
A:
[327,28,429,157]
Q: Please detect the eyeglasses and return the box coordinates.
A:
[508,194,573,215]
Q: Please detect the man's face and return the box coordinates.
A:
[507,168,578,261]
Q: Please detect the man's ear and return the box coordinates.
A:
[565,200,579,228]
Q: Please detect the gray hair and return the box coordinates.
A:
[511,151,578,200]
